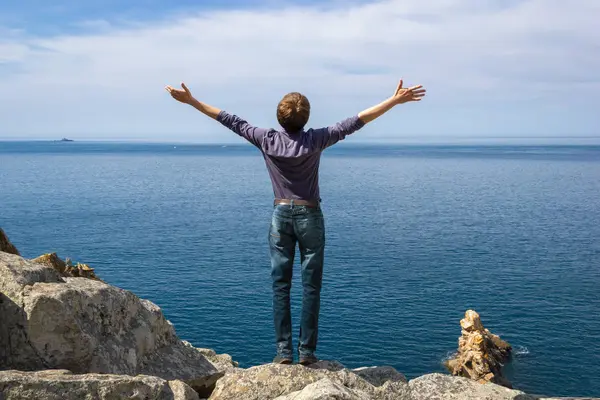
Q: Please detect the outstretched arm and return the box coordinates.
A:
[357,79,426,123]
[312,79,426,149]
[165,82,221,119]
[165,82,267,148]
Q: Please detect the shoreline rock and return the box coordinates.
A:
[445,309,513,387]
[409,373,531,400]
[32,252,102,281]
[208,363,410,400]
[0,369,199,400]
[0,251,222,396]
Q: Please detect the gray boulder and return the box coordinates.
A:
[307,360,346,371]
[274,378,371,400]
[408,373,535,400]
[0,251,220,395]
[210,365,562,400]
[208,363,410,400]
[184,343,239,374]
[1,252,63,370]
[0,369,199,400]
[352,366,407,387]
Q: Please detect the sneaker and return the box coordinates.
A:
[273,355,293,364]
[298,353,318,366]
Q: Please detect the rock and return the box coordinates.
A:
[0,251,221,396]
[169,379,203,400]
[445,310,512,387]
[409,373,534,400]
[1,252,64,370]
[208,363,409,400]
[31,253,68,274]
[31,253,102,281]
[0,228,20,255]
[377,380,412,400]
[72,262,99,280]
[184,342,239,373]
[307,360,346,372]
[274,378,370,400]
[352,366,407,387]
[0,369,199,400]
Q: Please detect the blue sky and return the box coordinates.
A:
[1,0,599,143]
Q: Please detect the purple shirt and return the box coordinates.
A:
[217,111,365,201]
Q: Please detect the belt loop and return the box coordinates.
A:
[290,199,294,209]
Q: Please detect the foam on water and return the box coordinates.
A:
[514,345,530,357]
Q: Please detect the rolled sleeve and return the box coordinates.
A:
[217,111,267,148]
[312,116,365,150]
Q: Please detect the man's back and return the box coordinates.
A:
[166,79,426,365]
[217,111,365,201]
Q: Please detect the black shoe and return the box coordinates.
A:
[273,355,293,364]
[298,353,318,366]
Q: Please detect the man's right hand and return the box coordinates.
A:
[165,82,194,104]
[392,80,426,105]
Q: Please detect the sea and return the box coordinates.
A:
[1,141,599,397]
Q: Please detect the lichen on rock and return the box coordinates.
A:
[31,253,102,281]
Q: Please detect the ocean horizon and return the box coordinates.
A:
[2,136,600,145]
[1,141,599,397]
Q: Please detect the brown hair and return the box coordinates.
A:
[276,92,310,132]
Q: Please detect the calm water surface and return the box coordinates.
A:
[1,141,599,397]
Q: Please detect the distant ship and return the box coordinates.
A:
[55,138,74,142]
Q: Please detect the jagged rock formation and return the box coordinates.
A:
[32,252,102,280]
[0,228,20,255]
[0,250,227,396]
[186,344,239,374]
[0,229,101,281]
[445,310,512,387]
[0,369,200,400]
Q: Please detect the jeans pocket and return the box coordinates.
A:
[269,221,281,240]
[297,214,325,249]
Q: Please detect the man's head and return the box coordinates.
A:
[277,92,310,132]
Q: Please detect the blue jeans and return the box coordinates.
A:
[269,204,325,358]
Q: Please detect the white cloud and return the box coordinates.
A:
[0,0,598,141]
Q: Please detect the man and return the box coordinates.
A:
[166,80,426,365]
